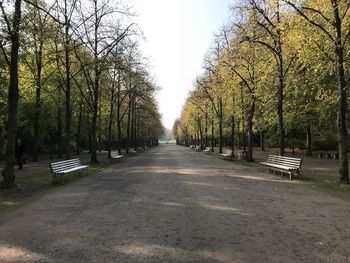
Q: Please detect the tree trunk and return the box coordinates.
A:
[57,89,63,158]
[64,2,72,160]
[33,42,43,162]
[90,107,98,163]
[333,1,349,184]
[260,130,265,151]
[218,97,223,153]
[237,121,241,150]
[126,96,132,154]
[306,117,312,156]
[107,101,113,159]
[205,112,208,147]
[277,51,285,156]
[107,91,114,159]
[292,130,295,155]
[1,0,22,189]
[211,112,214,153]
[117,86,122,155]
[198,119,203,149]
[133,103,137,151]
[90,2,99,164]
[230,115,235,158]
[98,98,102,152]
[90,73,99,163]
[247,99,255,162]
[76,100,82,155]
[240,86,246,154]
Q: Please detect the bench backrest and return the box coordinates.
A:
[267,155,302,169]
[50,158,82,173]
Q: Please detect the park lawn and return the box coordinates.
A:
[235,159,350,202]
[0,165,106,218]
[233,158,350,201]
[297,172,350,202]
[203,149,350,202]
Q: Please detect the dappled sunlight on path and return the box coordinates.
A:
[1,145,350,262]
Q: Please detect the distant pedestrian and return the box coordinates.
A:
[15,139,25,169]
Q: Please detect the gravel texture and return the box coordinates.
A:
[1,144,350,262]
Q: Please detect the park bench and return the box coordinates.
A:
[237,150,249,160]
[318,152,339,159]
[129,149,137,155]
[190,145,200,151]
[136,147,143,152]
[50,158,89,184]
[195,146,201,152]
[110,152,124,160]
[203,147,210,154]
[220,149,233,159]
[260,155,302,180]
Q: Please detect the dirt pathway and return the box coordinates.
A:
[1,145,350,262]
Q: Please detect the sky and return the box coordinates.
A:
[131,0,233,129]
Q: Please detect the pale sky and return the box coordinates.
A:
[131,0,232,129]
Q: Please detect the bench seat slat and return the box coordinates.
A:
[51,158,81,165]
[260,162,299,171]
[54,165,89,174]
[267,159,300,164]
[52,164,83,172]
[111,155,123,159]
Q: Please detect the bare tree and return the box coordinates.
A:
[73,0,133,162]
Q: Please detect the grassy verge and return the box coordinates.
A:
[200,149,350,201]
[0,165,106,218]
[295,172,350,202]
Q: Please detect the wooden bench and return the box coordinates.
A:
[203,147,210,154]
[220,149,233,159]
[237,150,249,160]
[260,155,302,180]
[195,146,201,152]
[110,152,124,160]
[50,158,89,184]
[129,149,137,155]
[135,147,143,152]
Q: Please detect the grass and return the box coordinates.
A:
[201,148,350,202]
[296,172,350,202]
[0,165,106,218]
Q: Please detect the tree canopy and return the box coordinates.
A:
[0,0,163,189]
[174,0,350,184]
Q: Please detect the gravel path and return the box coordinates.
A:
[1,144,350,262]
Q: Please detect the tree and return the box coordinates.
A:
[73,0,133,163]
[285,0,350,183]
[0,0,22,189]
